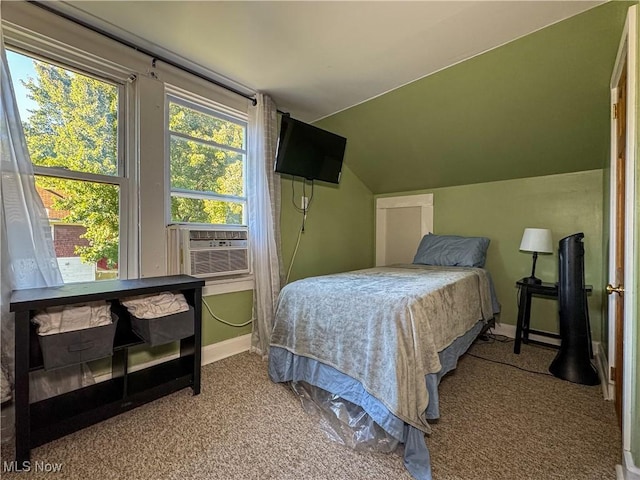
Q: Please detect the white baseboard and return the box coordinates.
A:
[491,322,560,346]
[618,451,640,480]
[594,341,613,401]
[203,278,253,296]
[201,333,252,364]
[492,322,601,352]
[93,333,252,383]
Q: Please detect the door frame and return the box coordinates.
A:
[608,4,637,457]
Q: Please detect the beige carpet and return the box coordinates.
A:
[1,338,621,479]
[432,338,620,479]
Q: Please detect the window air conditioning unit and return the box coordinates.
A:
[167,225,250,278]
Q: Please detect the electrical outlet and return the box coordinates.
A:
[301,196,309,210]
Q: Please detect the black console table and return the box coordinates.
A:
[514,279,592,354]
[10,275,204,465]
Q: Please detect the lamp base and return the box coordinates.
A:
[521,276,542,285]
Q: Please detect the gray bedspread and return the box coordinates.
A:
[270,265,494,433]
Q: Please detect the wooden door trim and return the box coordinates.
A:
[608,84,620,394]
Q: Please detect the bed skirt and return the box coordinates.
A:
[268,320,485,480]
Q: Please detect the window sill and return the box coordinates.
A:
[203,275,254,296]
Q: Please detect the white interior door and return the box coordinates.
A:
[608,4,637,457]
[375,194,433,266]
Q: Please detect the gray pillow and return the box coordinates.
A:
[413,233,490,268]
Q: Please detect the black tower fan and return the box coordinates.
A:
[549,233,599,385]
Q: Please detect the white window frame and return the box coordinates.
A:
[165,91,248,227]
[5,44,135,281]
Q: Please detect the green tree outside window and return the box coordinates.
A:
[16,53,246,268]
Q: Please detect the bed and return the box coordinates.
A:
[268,234,501,480]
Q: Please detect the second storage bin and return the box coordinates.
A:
[130,306,194,347]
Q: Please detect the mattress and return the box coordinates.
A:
[270,265,495,429]
[268,265,498,480]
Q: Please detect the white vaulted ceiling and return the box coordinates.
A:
[47,1,603,122]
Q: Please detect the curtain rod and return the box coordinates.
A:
[28,0,259,106]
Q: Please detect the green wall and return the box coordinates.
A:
[280,164,375,282]
[201,290,253,344]
[377,170,604,340]
[315,1,630,195]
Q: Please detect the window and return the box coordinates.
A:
[167,95,247,226]
[7,49,126,283]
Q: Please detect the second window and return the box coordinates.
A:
[167,95,247,226]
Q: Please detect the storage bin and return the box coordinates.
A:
[38,314,118,371]
[130,306,194,347]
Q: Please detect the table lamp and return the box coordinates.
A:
[519,228,553,284]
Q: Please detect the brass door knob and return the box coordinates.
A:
[606,283,625,295]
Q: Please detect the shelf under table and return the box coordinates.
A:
[30,356,194,448]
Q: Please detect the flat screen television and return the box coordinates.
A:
[274,116,347,184]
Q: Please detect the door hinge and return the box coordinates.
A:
[613,103,618,119]
[610,365,616,378]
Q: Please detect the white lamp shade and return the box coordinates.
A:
[519,228,553,254]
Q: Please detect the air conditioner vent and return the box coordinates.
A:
[189,229,248,241]
[167,225,250,278]
[189,249,249,276]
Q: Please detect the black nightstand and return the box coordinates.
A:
[514,279,592,354]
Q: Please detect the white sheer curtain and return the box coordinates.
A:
[248,93,282,357]
[0,26,87,442]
